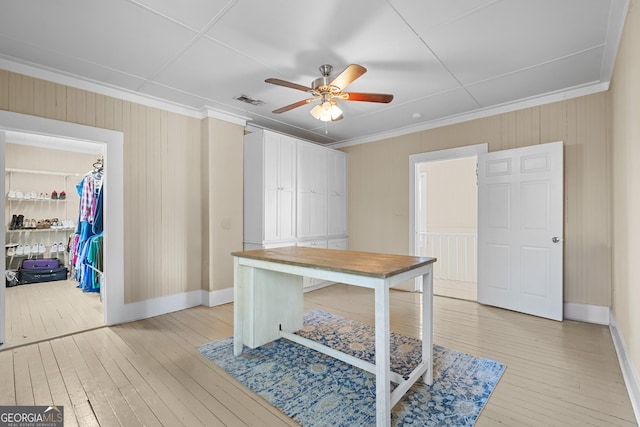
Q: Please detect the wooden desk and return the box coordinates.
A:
[232,246,436,427]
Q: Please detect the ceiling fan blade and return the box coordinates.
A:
[329,64,367,90]
[265,78,312,92]
[272,98,317,114]
[338,92,394,103]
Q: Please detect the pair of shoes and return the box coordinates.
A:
[7,245,16,256]
[10,215,25,230]
[52,190,58,199]
[15,245,25,256]
[52,219,74,229]
[20,218,37,229]
[7,190,23,199]
[22,191,39,200]
[51,242,66,253]
[35,219,51,229]
[59,191,66,200]
[28,243,45,255]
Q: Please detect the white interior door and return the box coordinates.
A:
[477,141,563,321]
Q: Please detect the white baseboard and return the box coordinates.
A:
[111,289,206,325]
[206,287,234,307]
[610,310,640,425]
[108,286,235,325]
[563,302,610,324]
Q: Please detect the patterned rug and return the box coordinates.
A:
[198,310,505,426]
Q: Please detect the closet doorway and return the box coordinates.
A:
[3,137,105,349]
[0,110,125,351]
[409,144,487,301]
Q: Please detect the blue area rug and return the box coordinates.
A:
[198,310,505,426]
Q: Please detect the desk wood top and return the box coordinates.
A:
[232,246,436,279]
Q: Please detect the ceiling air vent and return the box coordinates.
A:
[234,94,264,106]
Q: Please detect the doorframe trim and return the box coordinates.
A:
[409,144,488,291]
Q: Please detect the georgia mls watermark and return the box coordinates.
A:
[0,406,63,427]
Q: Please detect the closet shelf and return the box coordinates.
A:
[5,167,81,177]
[5,254,64,259]
[7,197,69,203]
[7,228,75,233]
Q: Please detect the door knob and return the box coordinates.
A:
[552,237,560,243]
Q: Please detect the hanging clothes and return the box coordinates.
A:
[72,159,105,292]
[92,185,104,235]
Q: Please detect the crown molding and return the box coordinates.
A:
[331,81,610,149]
[0,56,232,122]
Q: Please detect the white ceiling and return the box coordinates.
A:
[0,0,629,146]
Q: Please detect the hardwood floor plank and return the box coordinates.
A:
[48,339,100,427]
[77,330,163,427]
[23,344,53,405]
[104,323,210,426]
[37,342,79,427]
[72,333,144,426]
[12,346,34,405]
[144,314,297,426]
[96,328,183,427]
[0,350,16,405]
[58,335,122,426]
[116,320,242,426]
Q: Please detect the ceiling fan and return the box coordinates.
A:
[266,64,393,122]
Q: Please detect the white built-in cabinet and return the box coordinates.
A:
[243,126,348,288]
[244,128,297,246]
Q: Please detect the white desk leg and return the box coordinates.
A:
[422,265,433,384]
[375,282,391,427]
[233,257,244,356]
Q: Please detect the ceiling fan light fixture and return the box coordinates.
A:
[267,63,392,121]
[310,100,342,122]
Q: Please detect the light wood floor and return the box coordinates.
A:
[0,284,636,426]
[433,278,477,301]
[1,279,104,350]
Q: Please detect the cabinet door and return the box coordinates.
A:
[263,134,279,241]
[328,238,348,250]
[297,143,327,193]
[277,136,296,241]
[297,142,327,238]
[327,150,347,236]
[297,239,328,288]
[263,133,296,242]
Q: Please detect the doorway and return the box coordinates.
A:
[409,144,488,299]
[417,157,478,301]
[0,110,125,348]
[3,138,105,349]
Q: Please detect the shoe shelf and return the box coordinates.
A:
[5,167,77,269]
[7,228,75,233]
[7,197,69,202]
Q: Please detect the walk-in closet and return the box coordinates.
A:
[3,137,105,349]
